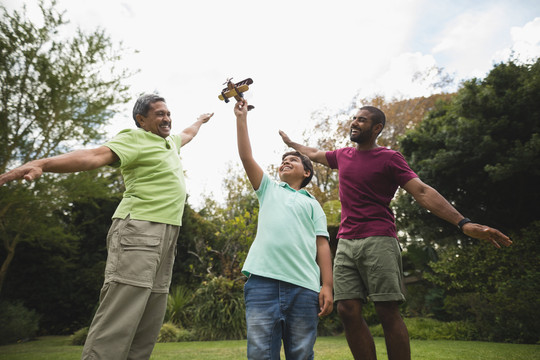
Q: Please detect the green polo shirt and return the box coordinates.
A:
[242,173,329,293]
[105,129,186,226]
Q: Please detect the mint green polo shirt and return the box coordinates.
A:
[105,129,186,226]
[242,173,329,293]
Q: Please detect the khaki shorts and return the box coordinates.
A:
[333,236,405,303]
[104,216,180,293]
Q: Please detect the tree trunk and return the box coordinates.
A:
[0,235,19,295]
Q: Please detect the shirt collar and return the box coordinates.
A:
[279,182,314,198]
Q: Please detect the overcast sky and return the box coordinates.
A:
[6,0,540,208]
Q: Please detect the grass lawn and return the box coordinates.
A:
[0,335,538,359]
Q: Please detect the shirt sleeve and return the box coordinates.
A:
[389,151,418,187]
[326,150,338,169]
[171,134,182,155]
[104,129,140,168]
[313,201,330,239]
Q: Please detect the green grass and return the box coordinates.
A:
[0,335,538,360]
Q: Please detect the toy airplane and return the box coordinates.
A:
[218,78,255,111]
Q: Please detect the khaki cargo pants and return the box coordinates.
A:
[82,216,180,360]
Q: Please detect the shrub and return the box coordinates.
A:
[70,327,89,345]
[317,310,343,336]
[190,276,246,340]
[0,301,40,345]
[158,322,181,343]
[165,285,194,328]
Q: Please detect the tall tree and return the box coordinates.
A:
[0,0,133,293]
[395,59,540,343]
[397,58,540,244]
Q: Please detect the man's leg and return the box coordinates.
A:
[337,299,377,360]
[127,291,168,360]
[374,301,410,360]
[82,282,152,360]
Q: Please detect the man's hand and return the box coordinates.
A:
[318,284,334,317]
[278,130,293,147]
[0,162,44,186]
[462,223,513,248]
[197,112,214,124]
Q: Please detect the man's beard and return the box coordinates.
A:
[350,127,373,144]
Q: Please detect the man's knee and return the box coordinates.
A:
[374,301,403,326]
[337,299,362,320]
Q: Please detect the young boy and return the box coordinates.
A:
[234,99,333,360]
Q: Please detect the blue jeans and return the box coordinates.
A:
[244,275,319,360]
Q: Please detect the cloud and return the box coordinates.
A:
[493,17,540,64]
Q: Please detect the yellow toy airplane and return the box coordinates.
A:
[218,78,255,111]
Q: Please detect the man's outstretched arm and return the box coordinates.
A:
[180,112,214,147]
[279,130,329,166]
[403,177,512,248]
[0,146,118,186]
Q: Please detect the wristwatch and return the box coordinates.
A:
[457,218,472,232]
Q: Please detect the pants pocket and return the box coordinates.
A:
[117,234,161,283]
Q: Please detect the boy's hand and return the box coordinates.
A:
[234,99,248,118]
[318,284,334,317]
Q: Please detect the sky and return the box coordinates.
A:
[5,0,540,208]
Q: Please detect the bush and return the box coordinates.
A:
[70,327,89,345]
[427,221,540,343]
[190,276,246,340]
[158,322,181,343]
[317,310,343,336]
[165,285,194,328]
[0,301,40,345]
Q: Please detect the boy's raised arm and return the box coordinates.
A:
[235,100,263,190]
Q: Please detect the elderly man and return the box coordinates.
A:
[0,94,213,360]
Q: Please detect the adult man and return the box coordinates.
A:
[0,94,213,360]
[279,106,511,360]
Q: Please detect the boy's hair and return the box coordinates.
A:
[282,151,314,188]
[132,94,166,127]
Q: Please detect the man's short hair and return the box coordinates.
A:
[360,106,386,132]
[282,151,314,188]
[132,94,166,127]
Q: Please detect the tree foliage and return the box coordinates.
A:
[0,0,132,294]
[397,59,540,243]
[396,58,540,343]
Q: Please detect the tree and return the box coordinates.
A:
[396,58,540,343]
[0,0,133,293]
[397,58,540,243]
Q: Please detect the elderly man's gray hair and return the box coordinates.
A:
[132,94,166,127]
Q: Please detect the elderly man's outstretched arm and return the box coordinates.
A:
[0,146,118,186]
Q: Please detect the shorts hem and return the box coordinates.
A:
[334,293,367,303]
[369,293,406,303]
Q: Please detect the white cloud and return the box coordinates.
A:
[493,17,540,64]
[3,0,538,208]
